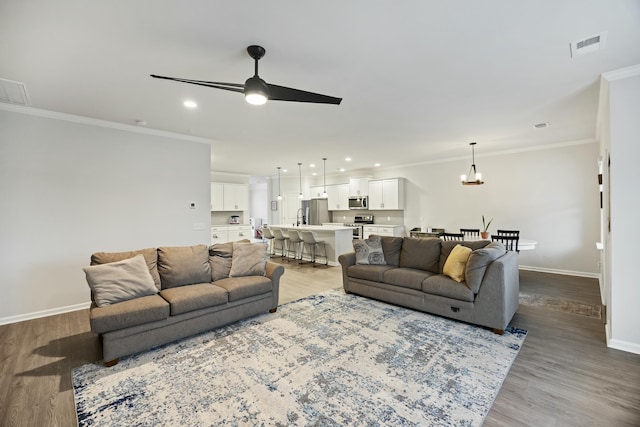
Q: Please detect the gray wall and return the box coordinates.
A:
[0,107,211,323]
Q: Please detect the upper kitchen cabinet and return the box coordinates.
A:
[368,178,405,210]
[349,178,369,197]
[309,185,325,199]
[210,183,224,211]
[223,183,249,211]
[211,182,249,211]
[326,183,349,210]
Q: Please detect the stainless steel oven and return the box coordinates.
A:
[345,215,374,239]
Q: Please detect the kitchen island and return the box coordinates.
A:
[268,224,354,266]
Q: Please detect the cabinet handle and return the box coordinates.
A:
[239,232,244,236]
[212,234,218,238]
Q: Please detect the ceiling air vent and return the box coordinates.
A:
[0,78,30,106]
[570,32,607,58]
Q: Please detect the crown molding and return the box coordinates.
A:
[601,64,640,81]
[0,102,215,145]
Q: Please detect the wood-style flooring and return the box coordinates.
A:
[1,259,639,426]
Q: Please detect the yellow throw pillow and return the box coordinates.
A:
[443,244,472,283]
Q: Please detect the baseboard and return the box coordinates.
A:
[608,338,640,355]
[519,265,599,279]
[0,302,91,326]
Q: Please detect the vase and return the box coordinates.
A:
[480,231,490,239]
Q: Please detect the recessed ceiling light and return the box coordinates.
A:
[312,172,317,176]
[534,122,550,129]
[339,168,346,172]
[374,163,381,167]
[282,169,288,173]
[183,100,197,109]
[309,163,316,168]
[345,157,352,162]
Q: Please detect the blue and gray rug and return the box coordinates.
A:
[73,289,527,426]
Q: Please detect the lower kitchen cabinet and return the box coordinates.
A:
[363,225,405,239]
[211,225,253,244]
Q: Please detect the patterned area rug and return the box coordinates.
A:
[519,292,602,319]
[73,289,527,426]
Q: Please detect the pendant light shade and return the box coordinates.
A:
[276,166,283,200]
[244,76,269,105]
[298,162,304,199]
[461,142,484,185]
[322,158,328,198]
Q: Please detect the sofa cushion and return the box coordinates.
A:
[159,283,229,315]
[158,245,211,289]
[346,264,395,283]
[439,240,490,273]
[465,241,507,293]
[209,240,250,281]
[353,236,386,265]
[91,247,161,290]
[383,267,435,290]
[229,242,268,277]
[84,254,158,307]
[398,237,441,273]
[89,294,170,333]
[380,236,404,267]
[422,275,475,302]
[443,245,472,283]
[214,276,272,302]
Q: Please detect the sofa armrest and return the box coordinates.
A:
[265,261,285,310]
[474,251,520,330]
[338,252,357,292]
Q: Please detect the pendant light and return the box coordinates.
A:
[297,163,304,199]
[276,166,283,200]
[461,142,484,185]
[322,158,328,198]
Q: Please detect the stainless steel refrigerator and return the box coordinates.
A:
[301,198,330,225]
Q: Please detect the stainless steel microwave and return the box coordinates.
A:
[348,196,368,210]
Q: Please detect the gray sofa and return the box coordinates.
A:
[86,242,284,366]
[338,236,519,333]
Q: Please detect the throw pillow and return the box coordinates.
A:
[229,242,268,277]
[157,245,211,289]
[353,236,386,265]
[209,239,251,281]
[83,254,158,307]
[443,244,472,283]
[90,247,161,290]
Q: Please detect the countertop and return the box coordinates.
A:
[211,224,251,227]
[269,224,354,232]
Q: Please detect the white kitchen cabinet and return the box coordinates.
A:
[368,178,404,210]
[210,183,224,211]
[363,225,405,239]
[228,225,252,241]
[326,183,349,210]
[309,185,325,199]
[222,183,249,211]
[211,226,229,244]
[349,178,369,197]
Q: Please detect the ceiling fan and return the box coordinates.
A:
[151,45,342,106]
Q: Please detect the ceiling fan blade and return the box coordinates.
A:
[266,83,342,105]
[150,75,244,93]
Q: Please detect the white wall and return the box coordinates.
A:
[602,67,640,354]
[0,107,211,323]
[368,142,600,275]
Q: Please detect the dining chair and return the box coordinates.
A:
[460,228,480,239]
[496,229,520,237]
[491,234,520,252]
[441,232,464,241]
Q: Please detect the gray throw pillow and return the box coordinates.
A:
[83,254,158,307]
[209,239,250,281]
[353,236,386,265]
[157,244,211,289]
[91,247,161,290]
[229,242,268,277]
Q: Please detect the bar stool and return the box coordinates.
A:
[286,230,304,262]
[300,231,328,266]
[262,227,276,257]
[271,228,289,258]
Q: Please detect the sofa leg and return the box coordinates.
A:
[492,328,505,335]
[269,307,277,313]
[105,358,119,367]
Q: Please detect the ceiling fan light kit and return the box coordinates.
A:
[461,142,484,185]
[151,45,341,106]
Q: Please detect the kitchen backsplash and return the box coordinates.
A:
[330,210,404,225]
[211,212,245,225]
